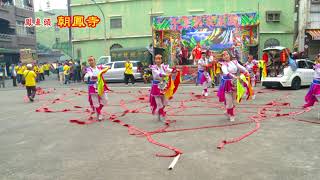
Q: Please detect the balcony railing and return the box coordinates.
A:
[14,4,34,11]
[0,2,14,9]
[0,33,13,41]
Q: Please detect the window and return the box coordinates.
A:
[132,62,142,68]
[110,17,122,29]
[97,58,108,65]
[264,38,280,48]
[306,61,315,69]
[23,0,32,7]
[298,61,307,69]
[266,11,281,22]
[150,15,158,25]
[114,62,124,68]
[132,62,138,67]
[1,0,13,6]
[16,21,27,36]
[14,0,33,10]
[110,43,123,50]
[106,63,113,67]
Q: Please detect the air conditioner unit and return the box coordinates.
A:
[311,0,320,4]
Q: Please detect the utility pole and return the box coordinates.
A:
[67,0,73,59]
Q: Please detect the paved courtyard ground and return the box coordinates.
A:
[0,78,319,180]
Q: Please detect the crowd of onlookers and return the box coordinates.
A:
[0,62,51,88]
[55,60,84,84]
[0,59,91,88]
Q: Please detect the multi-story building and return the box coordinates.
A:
[71,0,296,61]
[297,0,320,60]
[0,0,36,66]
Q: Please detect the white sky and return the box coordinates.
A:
[34,0,67,11]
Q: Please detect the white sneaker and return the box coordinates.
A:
[97,114,103,121]
[204,92,208,97]
[229,116,235,122]
[252,95,256,100]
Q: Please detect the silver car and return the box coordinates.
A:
[102,61,143,82]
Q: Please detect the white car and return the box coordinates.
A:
[262,59,315,89]
[102,61,143,82]
[97,56,111,65]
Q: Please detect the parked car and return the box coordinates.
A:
[102,61,143,82]
[262,59,315,89]
[97,56,111,65]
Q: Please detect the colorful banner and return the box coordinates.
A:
[153,13,259,30]
[181,27,236,50]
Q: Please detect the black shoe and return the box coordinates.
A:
[29,96,34,102]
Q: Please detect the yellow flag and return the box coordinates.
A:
[97,67,109,97]
[259,60,267,79]
[164,76,175,100]
[237,79,246,103]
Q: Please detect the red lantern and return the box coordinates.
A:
[280,50,287,64]
[262,52,268,63]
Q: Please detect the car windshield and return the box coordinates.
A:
[114,62,125,68]
[306,61,315,69]
[97,58,107,65]
[298,61,307,68]
[106,63,113,68]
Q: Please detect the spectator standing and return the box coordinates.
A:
[33,64,40,82]
[39,64,45,81]
[11,64,17,87]
[23,64,37,102]
[76,61,81,82]
[81,62,88,82]
[63,63,71,84]
[124,59,135,86]
[44,63,50,76]
[57,63,64,84]
[0,65,5,88]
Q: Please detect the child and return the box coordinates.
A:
[84,56,110,121]
[304,54,320,108]
[149,54,179,122]
[198,51,212,96]
[244,55,259,87]
[217,50,249,122]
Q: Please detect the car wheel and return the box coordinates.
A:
[291,77,301,90]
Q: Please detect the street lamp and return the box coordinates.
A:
[90,0,107,55]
